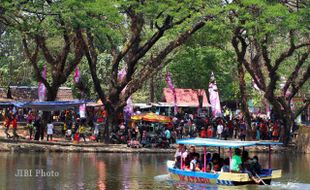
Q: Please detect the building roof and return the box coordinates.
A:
[163,88,211,107]
[0,86,74,101]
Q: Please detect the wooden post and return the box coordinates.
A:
[180,152,183,170]
[229,147,232,172]
[204,146,207,172]
[268,145,271,169]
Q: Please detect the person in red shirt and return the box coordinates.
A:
[4,116,11,138]
[12,116,19,140]
[207,125,213,138]
[200,127,207,138]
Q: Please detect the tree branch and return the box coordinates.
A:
[35,35,56,65]
[289,63,310,100]
[273,31,310,72]
[294,98,310,119]
[22,37,51,89]
[283,52,309,95]
[123,17,212,99]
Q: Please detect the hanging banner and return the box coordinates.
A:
[79,103,86,118]
[165,72,178,115]
[118,69,134,121]
[74,67,81,83]
[208,72,222,117]
[38,65,47,102]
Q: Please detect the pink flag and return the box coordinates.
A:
[208,72,222,117]
[38,65,47,101]
[74,67,81,83]
[165,72,178,115]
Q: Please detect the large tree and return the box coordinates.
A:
[75,0,221,142]
[227,0,310,145]
[0,0,84,101]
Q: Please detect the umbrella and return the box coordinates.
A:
[131,114,145,121]
[131,112,171,123]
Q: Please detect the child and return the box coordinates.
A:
[28,121,34,140]
[47,121,54,141]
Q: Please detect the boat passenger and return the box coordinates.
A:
[241,150,250,168]
[185,146,198,166]
[250,156,262,175]
[189,154,201,172]
[221,158,230,172]
[211,153,221,171]
[174,156,181,169]
[200,152,212,171]
[242,152,262,184]
[230,148,242,172]
[175,144,188,169]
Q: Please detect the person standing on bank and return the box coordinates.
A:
[4,115,11,138]
[217,121,224,139]
[12,115,19,140]
[47,119,54,141]
[79,118,87,143]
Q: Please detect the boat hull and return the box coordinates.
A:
[167,160,280,186]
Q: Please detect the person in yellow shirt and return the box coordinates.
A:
[78,119,87,142]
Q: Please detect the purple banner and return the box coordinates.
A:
[208,73,221,117]
[38,65,47,102]
[74,67,81,83]
[118,69,134,120]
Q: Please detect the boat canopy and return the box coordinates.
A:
[176,138,282,148]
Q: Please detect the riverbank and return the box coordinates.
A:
[0,138,294,153]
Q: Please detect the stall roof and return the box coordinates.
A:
[163,88,211,107]
[0,101,25,107]
[176,138,283,148]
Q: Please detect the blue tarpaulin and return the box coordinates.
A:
[0,100,93,111]
[0,102,25,107]
[21,100,91,111]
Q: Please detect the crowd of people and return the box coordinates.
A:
[173,144,263,183]
[0,106,286,146]
[1,108,100,143]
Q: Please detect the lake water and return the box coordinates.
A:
[0,152,309,190]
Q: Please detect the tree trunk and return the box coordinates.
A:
[46,86,59,101]
[266,96,293,146]
[237,62,252,139]
[150,76,155,103]
[103,104,121,143]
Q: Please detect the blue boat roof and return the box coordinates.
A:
[176,138,282,148]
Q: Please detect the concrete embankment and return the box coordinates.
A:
[296,126,310,153]
[0,138,293,153]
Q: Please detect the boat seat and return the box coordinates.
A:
[259,169,272,177]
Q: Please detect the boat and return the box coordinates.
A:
[167,138,282,186]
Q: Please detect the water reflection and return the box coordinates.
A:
[0,152,309,190]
